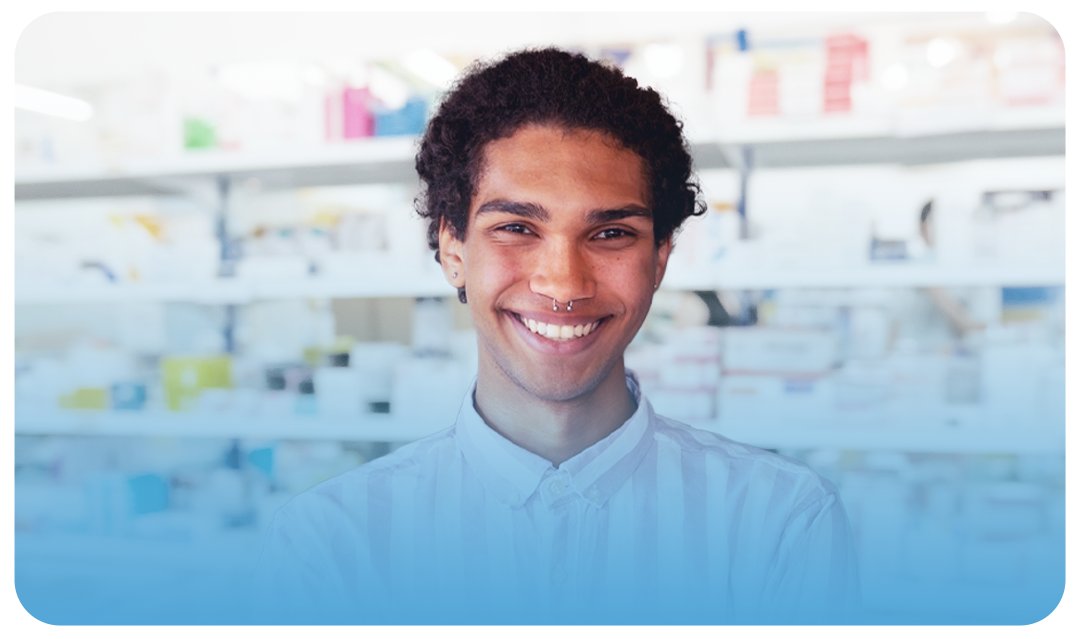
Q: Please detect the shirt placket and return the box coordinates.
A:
[539,469,576,618]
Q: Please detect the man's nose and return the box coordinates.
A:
[529,239,596,305]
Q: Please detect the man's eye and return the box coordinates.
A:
[594,228,633,240]
[497,223,532,234]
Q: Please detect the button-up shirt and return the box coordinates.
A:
[252,373,859,624]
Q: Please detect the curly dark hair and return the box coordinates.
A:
[414,47,706,298]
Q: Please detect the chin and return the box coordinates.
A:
[498,356,618,404]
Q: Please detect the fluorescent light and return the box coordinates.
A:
[402,49,458,89]
[642,43,685,79]
[14,84,94,121]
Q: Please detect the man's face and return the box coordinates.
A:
[439,124,671,402]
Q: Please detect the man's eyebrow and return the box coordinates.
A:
[585,205,652,224]
[474,199,549,221]
[474,201,652,224]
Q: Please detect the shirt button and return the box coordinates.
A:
[551,565,567,585]
[586,486,603,501]
[548,480,565,496]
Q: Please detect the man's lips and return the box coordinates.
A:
[506,310,608,343]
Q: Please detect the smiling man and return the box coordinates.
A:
[253,48,859,625]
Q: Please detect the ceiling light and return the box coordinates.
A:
[402,49,458,89]
[14,84,94,121]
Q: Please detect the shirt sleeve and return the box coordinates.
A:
[761,489,862,624]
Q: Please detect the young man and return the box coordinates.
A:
[252,48,858,625]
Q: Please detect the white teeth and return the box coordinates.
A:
[517,314,600,342]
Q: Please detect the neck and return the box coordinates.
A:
[473,358,636,467]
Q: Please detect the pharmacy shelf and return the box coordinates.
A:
[15,410,1064,454]
[713,126,1065,169]
[13,263,1064,305]
[14,136,420,199]
[14,127,1065,200]
[663,263,1066,290]
[696,420,1064,456]
[14,271,453,305]
[14,410,447,443]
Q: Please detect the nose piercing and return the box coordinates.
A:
[551,298,574,312]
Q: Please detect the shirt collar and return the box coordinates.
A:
[454,371,655,510]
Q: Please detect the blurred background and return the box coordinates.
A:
[13,12,1065,624]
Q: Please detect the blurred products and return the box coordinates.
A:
[162,356,233,411]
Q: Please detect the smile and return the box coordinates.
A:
[511,312,602,342]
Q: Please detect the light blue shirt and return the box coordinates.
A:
[252,373,859,624]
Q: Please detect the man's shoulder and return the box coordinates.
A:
[649,412,839,503]
[275,425,458,522]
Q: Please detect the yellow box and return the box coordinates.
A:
[161,356,232,411]
[58,388,109,410]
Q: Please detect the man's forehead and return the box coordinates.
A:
[483,122,633,159]
[474,124,649,198]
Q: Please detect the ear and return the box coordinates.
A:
[653,237,673,291]
[438,218,466,289]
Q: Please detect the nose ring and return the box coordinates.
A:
[552,299,574,312]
